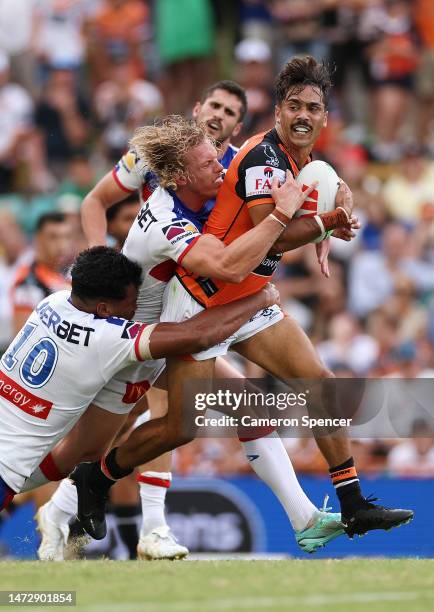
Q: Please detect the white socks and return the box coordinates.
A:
[47,479,78,526]
[241,433,317,531]
[137,471,171,537]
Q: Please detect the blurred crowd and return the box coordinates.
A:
[0,0,434,479]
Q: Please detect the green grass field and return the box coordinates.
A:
[0,559,433,612]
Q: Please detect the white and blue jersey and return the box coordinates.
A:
[0,291,149,491]
[113,143,239,325]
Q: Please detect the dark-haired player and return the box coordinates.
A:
[0,246,280,513]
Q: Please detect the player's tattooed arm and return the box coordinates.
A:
[140,284,280,359]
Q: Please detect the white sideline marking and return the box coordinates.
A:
[80,590,434,611]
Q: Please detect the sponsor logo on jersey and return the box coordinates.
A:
[245,166,286,197]
[162,221,198,243]
[251,254,282,277]
[117,150,139,175]
[262,144,279,167]
[121,321,145,340]
[0,370,53,420]
[122,379,150,404]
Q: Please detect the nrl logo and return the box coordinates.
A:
[262,144,279,167]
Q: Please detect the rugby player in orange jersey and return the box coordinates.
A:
[71,57,413,543]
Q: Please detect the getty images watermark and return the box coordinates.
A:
[193,388,352,430]
[182,378,434,438]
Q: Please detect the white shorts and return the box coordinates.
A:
[161,277,283,361]
[93,358,166,414]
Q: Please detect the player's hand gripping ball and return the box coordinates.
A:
[294,160,341,243]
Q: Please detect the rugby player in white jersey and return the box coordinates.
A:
[37,84,349,561]
[0,246,281,511]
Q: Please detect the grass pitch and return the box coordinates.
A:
[0,559,433,612]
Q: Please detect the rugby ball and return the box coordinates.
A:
[294,160,340,218]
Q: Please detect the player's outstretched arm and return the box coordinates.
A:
[138,284,280,359]
[181,174,316,283]
[81,171,130,247]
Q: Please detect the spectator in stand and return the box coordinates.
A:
[317,312,379,375]
[94,58,163,161]
[0,51,50,193]
[35,67,91,178]
[348,223,434,318]
[388,418,434,477]
[10,212,72,334]
[155,0,216,113]
[86,0,150,86]
[381,144,434,224]
[381,276,428,344]
[0,0,39,95]
[239,0,273,43]
[414,0,434,152]
[270,0,329,69]
[361,0,420,161]
[34,0,92,80]
[233,39,274,143]
[324,0,371,126]
[57,155,98,201]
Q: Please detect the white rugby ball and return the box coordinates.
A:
[294,160,340,219]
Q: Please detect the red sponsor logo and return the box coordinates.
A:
[264,167,273,177]
[0,370,53,420]
[122,379,150,404]
[254,178,272,190]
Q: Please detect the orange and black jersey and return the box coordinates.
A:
[176,128,311,307]
[11,261,70,316]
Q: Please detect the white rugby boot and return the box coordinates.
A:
[137,525,189,560]
[36,502,69,561]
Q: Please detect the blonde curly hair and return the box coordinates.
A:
[129,115,215,190]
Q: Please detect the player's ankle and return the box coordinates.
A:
[329,457,364,516]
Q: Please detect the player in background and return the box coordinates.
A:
[0,246,281,511]
[106,195,141,250]
[11,213,72,334]
[74,57,413,542]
